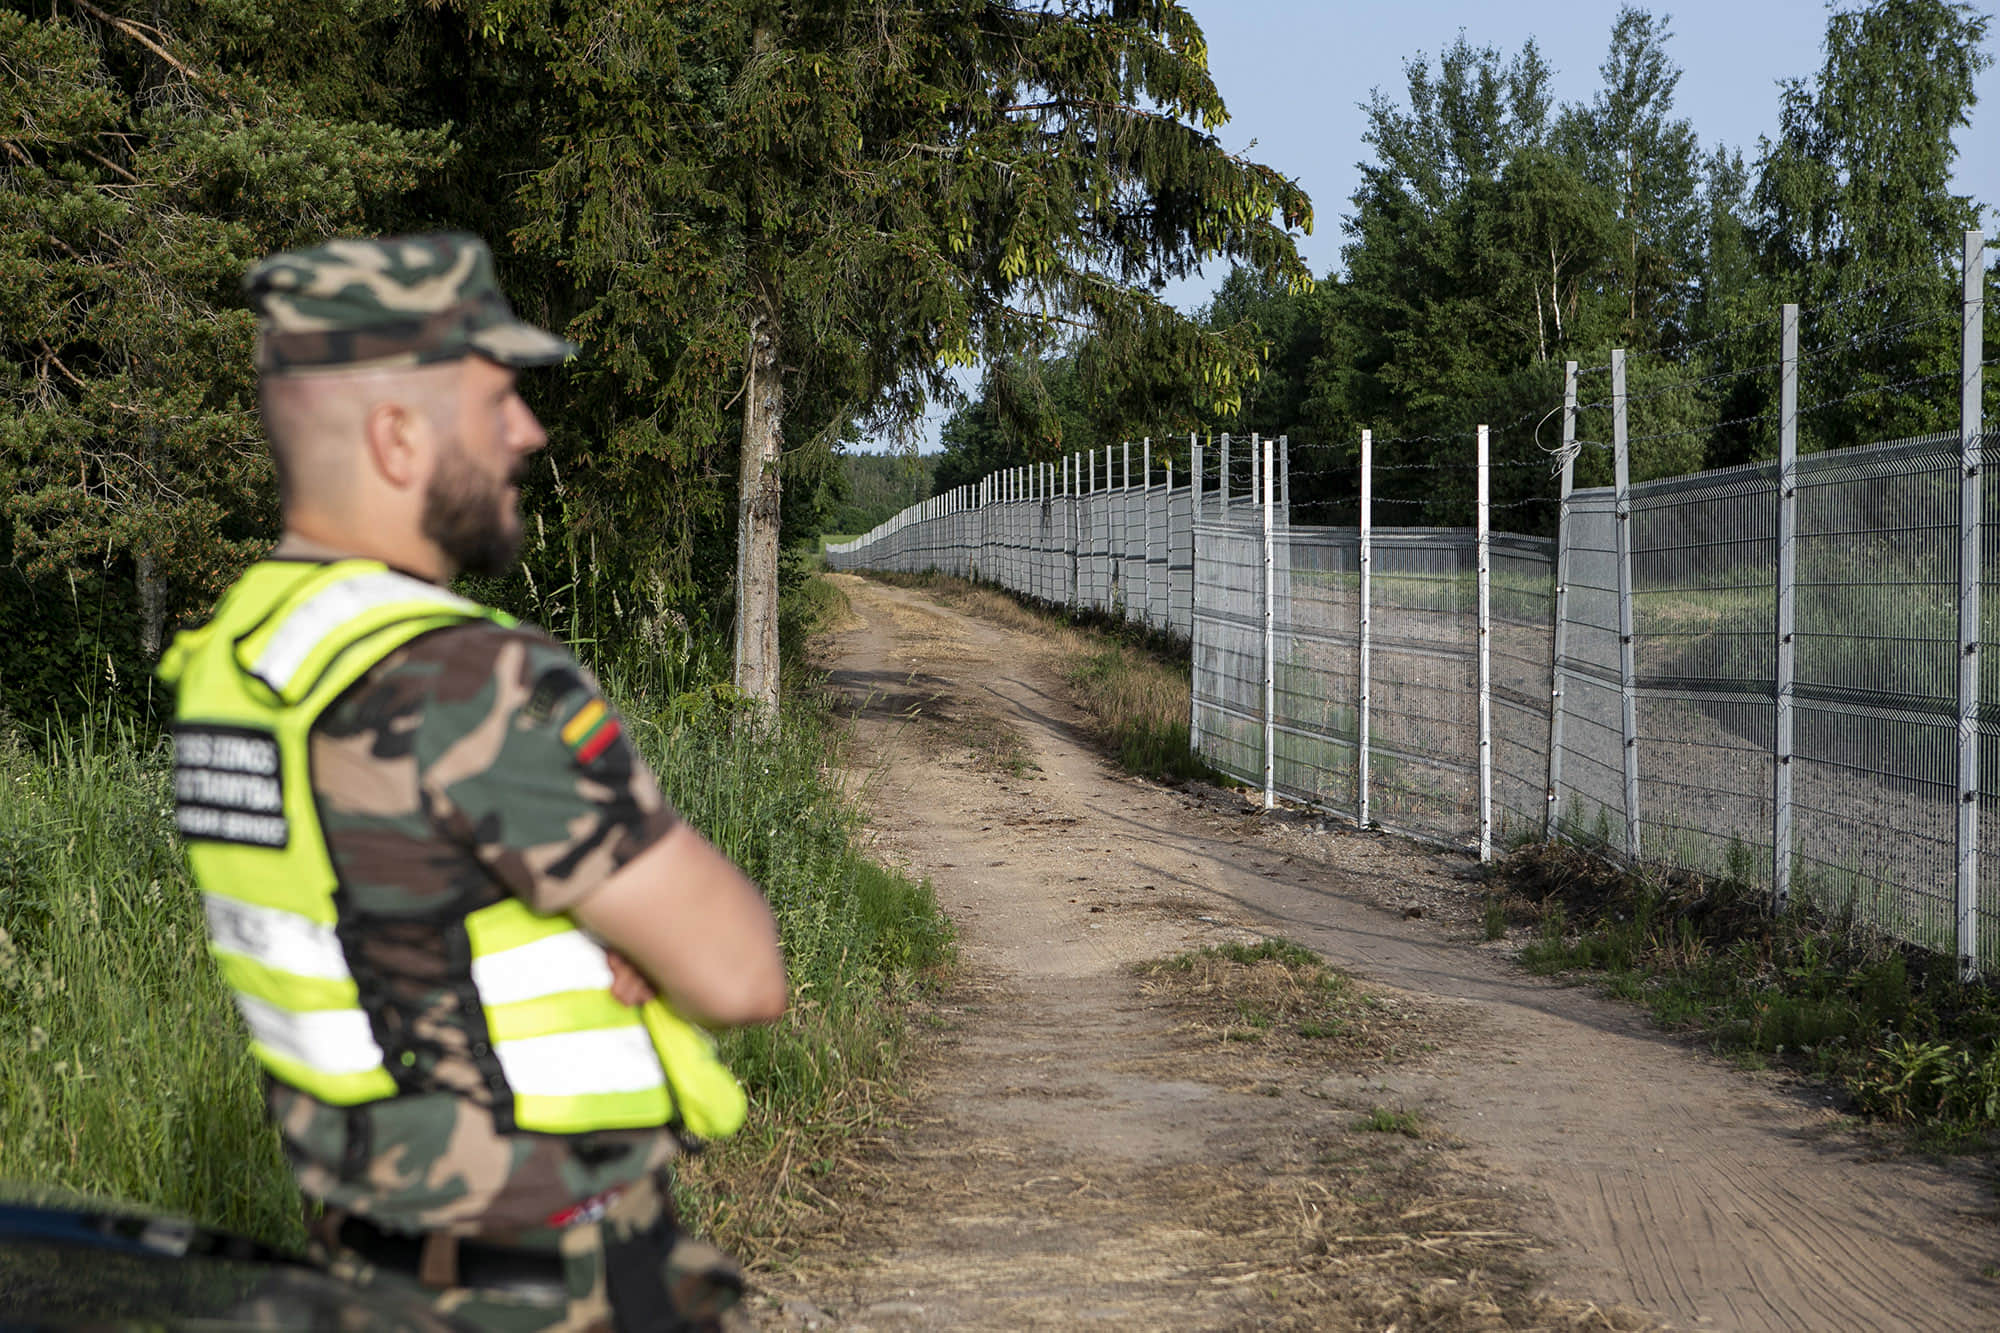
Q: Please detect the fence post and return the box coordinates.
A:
[1547,361,1578,840]
[1220,432,1231,513]
[1776,305,1799,912]
[1613,348,1642,862]
[1189,436,1204,758]
[1958,229,1987,980]
[1280,434,1290,513]
[1142,437,1154,626]
[1262,433,1276,811]
[1359,428,1373,830]
[1062,454,1072,608]
[1477,423,1493,862]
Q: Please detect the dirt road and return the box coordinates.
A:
[751,575,1998,1331]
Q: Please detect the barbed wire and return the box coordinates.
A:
[1802,256,1963,319]
[1614,359,1783,410]
[1796,367,1958,421]
[1628,405,1782,446]
[1654,306,1790,364]
[1801,306,1959,359]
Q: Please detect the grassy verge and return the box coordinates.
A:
[854,570,1223,785]
[0,723,296,1245]
[0,586,951,1254]
[622,676,953,1259]
[1493,842,2000,1146]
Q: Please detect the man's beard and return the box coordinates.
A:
[421,440,521,578]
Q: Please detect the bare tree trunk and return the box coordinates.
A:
[137,550,165,658]
[732,310,783,713]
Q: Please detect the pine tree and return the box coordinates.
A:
[511,0,1311,709]
[0,1,442,716]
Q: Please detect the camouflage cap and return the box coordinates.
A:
[243,233,577,374]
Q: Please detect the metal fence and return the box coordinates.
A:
[827,232,1996,974]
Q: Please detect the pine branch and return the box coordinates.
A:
[67,0,210,91]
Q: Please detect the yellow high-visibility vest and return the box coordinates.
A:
[159,558,745,1139]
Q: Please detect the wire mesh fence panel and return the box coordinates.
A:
[1490,534,1556,848]
[1080,492,1096,608]
[1981,441,2000,968]
[1629,462,1779,877]
[1553,492,1630,841]
[1369,530,1480,848]
[1192,513,1268,785]
[1272,525,1360,813]
[1145,485,1172,632]
[1037,499,1057,604]
[1791,435,1963,956]
[1114,486,1135,622]
[1168,488,1195,639]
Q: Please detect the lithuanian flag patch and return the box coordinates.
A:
[560,698,622,764]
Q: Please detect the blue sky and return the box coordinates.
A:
[890,0,2000,452]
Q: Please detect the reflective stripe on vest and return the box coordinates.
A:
[247,570,474,694]
[162,560,674,1134]
[466,898,672,1127]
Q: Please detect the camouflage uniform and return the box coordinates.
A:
[173,236,746,1331]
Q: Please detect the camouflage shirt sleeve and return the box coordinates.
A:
[386,621,678,915]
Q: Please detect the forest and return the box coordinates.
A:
[927,1,1997,531]
[0,0,1308,720]
[4,1,1997,717]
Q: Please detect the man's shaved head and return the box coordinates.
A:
[258,355,541,579]
[259,364,460,511]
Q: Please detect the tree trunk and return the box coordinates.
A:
[137,550,166,658]
[732,309,784,713]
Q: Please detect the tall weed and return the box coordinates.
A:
[1502,842,2000,1142]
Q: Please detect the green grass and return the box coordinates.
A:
[1357,1107,1426,1137]
[0,722,299,1246]
[1144,938,1358,1043]
[1500,841,2000,1145]
[1063,643,1220,783]
[0,582,953,1254]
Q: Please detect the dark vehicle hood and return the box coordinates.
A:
[0,1201,465,1331]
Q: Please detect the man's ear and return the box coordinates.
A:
[362,401,425,490]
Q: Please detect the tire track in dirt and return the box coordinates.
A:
[755,576,1998,1332]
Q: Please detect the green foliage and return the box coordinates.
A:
[0,2,450,719]
[507,0,1311,681]
[823,452,936,539]
[1852,1038,2000,1128]
[1750,0,1990,454]
[1503,841,2000,1140]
